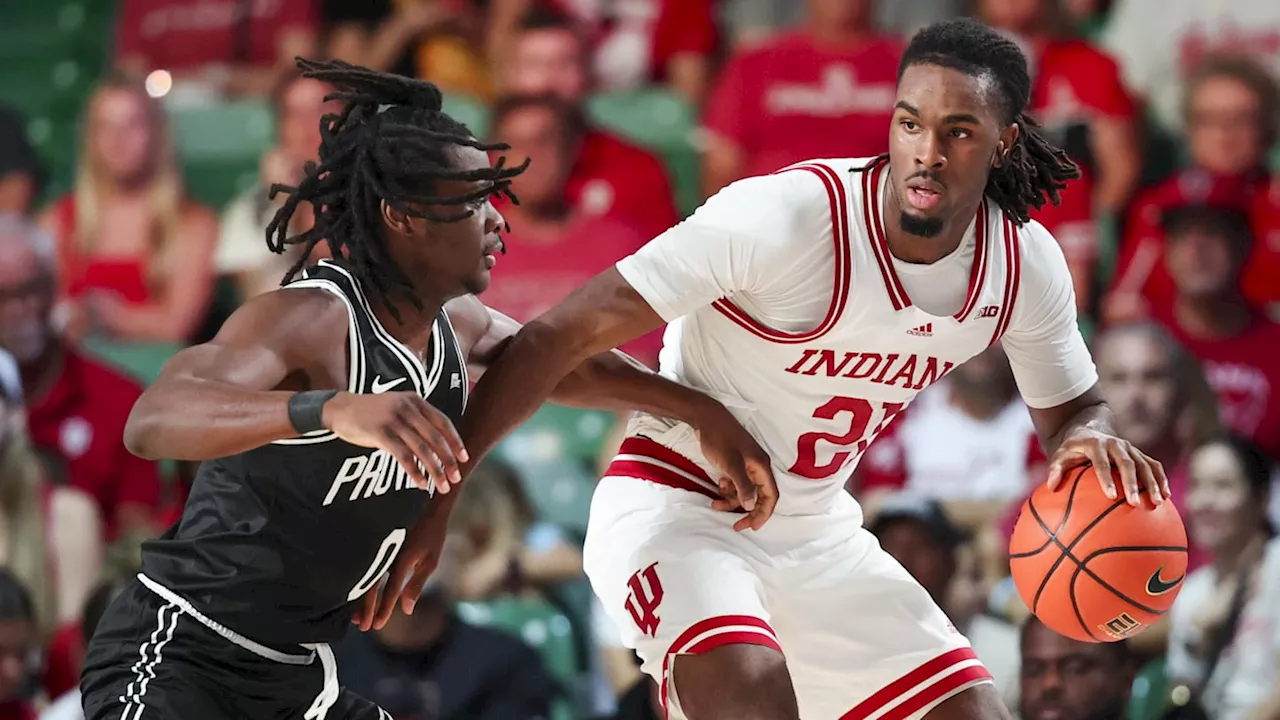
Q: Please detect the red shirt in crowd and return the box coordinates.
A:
[568,130,678,240]
[536,0,717,90]
[1155,310,1280,460]
[49,197,151,306]
[703,31,903,181]
[26,348,161,538]
[115,0,318,71]
[1110,171,1280,313]
[484,215,661,366]
[0,702,35,720]
[1027,39,1137,266]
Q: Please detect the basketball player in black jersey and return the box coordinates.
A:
[79,60,775,720]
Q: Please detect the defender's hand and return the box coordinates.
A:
[323,391,468,492]
[352,511,450,631]
[1046,428,1169,506]
[694,407,779,532]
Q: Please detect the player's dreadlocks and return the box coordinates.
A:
[897,18,1080,225]
[266,58,528,316]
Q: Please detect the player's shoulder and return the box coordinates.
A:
[1008,217,1071,273]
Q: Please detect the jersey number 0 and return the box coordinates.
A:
[347,528,407,602]
[790,397,904,479]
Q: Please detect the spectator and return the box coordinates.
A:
[215,71,339,300]
[1152,205,1280,460]
[1167,436,1280,720]
[500,10,678,239]
[482,94,660,366]
[36,77,218,344]
[1101,0,1280,134]
[114,0,319,99]
[489,0,717,106]
[0,345,101,633]
[0,110,45,218]
[448,459,583,602]
[334,537,558,719]
[324,0,494,101]
[0,570,37,720]
[976,0,1141,312]
[1018,616,1135,720]
[701,0,902,196]
[868,492,1021,706]
[39,576,128,720]
[0,216,162,539]
[1107,56,1280,321]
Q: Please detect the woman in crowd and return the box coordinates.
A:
[37,76,216,344]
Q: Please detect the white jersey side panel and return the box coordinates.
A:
[616,156,1097,515]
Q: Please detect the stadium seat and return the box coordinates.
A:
[587,88,702,214]
[455,598,578,720]
[1127,655,1171,720]
[170,102,275,163]
[442,94,491,139]
[496,407,615,533]
[80,337,182,386]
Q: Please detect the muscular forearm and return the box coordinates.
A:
[125,378,299,460]
[461,325,721,471]
[1042,400,1114,454]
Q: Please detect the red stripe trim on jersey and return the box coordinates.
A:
[877,665,993,720]
[988,218,1022,346]
[838,647,989,720]
[660,615,782,719]
[605,437,722,501]
[953,201,990,321]
[861,159,910,311]
[710,162,852,344]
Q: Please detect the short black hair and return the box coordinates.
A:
[517,6,579,34]
[897,18,1080,225]
[1021,615,1133,661]
[267,59,528,318]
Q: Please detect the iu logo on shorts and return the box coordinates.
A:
[624,562,664,637]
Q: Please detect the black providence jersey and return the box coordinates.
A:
[140,260,468,646]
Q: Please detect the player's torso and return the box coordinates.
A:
[635,157,1024,514]
[141,260,468,645]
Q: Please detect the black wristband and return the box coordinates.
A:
[288,390,338,435]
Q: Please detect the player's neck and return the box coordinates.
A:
[371,295,445,351]
[881,192,977,264]
[1173,293,1251,340]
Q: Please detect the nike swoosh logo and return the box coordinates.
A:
[1146,566,1184,596]
[370,376,406,394]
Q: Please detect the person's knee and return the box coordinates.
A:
[923,682,1012,720]
[670,643,799,720]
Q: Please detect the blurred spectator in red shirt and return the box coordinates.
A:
[484,95,660,366]
[1106,56,1280,323]
[499,10,678,239]
[216,72,338,300]
[36,77,218,344]
[323,0,495,101]
[1101,0,1280,134]
[115,0,319,99]
[0,110,44,219]
[0,571,36,720]
[0,217,161,539]
[489,0,717,106]
[701,0,902,196]
[1153,205,1280,460]
[977,0,1141,313]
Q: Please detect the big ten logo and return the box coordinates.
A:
[1098,612,1143,641]
[624,562,664,638]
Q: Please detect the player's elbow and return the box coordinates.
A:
[123,394,164,459]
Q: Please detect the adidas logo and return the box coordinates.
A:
[907,323,933,337]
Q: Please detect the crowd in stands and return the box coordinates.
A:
[0,0,1278,718]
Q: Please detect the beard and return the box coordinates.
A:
[898,210,945,238]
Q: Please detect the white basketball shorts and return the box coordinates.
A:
[584,437,993,720]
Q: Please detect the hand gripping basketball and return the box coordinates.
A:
[1045,427,1170,507]
[322,391,469,492]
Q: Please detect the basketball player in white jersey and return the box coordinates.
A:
[370,18,1172,720]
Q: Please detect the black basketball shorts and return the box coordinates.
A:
[81,577,388,720]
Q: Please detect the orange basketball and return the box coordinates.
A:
[1009,466,1188,643]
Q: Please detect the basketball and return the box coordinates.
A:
[1009,466,1189,643]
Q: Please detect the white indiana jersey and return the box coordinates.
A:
[615,156,1098,516]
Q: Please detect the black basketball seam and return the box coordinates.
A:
[1025,468,1088,610]
[1068,573,1104,642]
[1029,494,1128,613]
[1009,465,1091,559]
[1067,557,1162,617]
[1069,544,1189,616]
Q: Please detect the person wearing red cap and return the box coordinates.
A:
[1106,55,1280,323]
